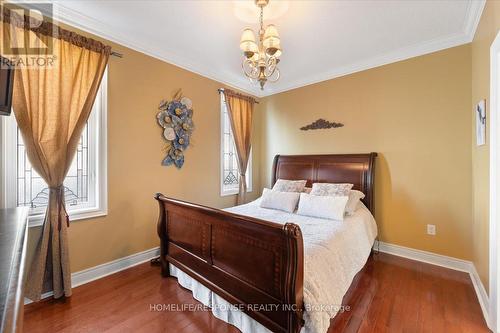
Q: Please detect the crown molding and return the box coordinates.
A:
[10,0,485,98]
[260,32,469,96]
[14,1,264,97]
[261,0,486,97]
[463,0,486,42]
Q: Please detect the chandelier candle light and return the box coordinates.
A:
[239,0,281,90]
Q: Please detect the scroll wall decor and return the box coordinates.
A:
[156,90,194,168]
[300,118,344,131]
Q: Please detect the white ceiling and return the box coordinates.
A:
[26,0,485,97]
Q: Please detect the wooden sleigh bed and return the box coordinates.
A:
[155,153,377,333]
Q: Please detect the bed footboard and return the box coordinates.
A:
[155,194,304,333]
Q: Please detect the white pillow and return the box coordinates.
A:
[297,193,349,221]
[345,190,366,215]
[272,179,307,193]
[310,183,353,196]
[260,188,300,213]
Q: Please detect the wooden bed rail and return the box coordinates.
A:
[155,194,305,333]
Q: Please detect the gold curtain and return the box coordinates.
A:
[1,7,110,300]
[222,89,256,205]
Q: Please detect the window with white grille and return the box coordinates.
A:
[15,124,90,210]
[1,70,108,226]
[220,92,252,196]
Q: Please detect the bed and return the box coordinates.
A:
[155,153,377,333]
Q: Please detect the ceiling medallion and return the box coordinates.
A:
[239,0,281,90]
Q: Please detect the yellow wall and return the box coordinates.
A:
[259,45,473,260]
[471,0,500,292]
[22,3,496,288]
[27,36,262,273]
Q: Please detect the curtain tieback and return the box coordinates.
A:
[49,185,70,230]
[49,184,64,192]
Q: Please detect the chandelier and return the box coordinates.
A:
[239,0,281,90]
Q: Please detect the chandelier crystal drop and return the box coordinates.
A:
[239,0,281,90]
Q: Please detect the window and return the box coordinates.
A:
[220,92,252,196]
[0,70,108,227]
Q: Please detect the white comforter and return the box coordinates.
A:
[224,199,378,333]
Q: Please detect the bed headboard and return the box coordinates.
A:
[272,153,377,213]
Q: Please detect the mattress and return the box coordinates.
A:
[170,199,378,333]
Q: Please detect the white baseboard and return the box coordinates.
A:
[375,241,472,272]
[71,247,160,287]
[24,246,160,305]
[375,241,490,328]
[24,241,491,330]
[469,264,491,328]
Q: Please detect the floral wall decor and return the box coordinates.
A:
[300,118,344,131]
[156,90,194,168]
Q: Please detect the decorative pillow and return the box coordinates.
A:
[260,188,300,213]
[297,193,349,221]
[345,190,366,215]
[310,183,353,196]
[272,179,307,193]
[303,187,312,194]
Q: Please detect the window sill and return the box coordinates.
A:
[28,207,107,228]
[220,189,253,197]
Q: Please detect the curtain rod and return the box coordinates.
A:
[2,5,122,58]
[218,88,259,104]
[111,51,123,58]
[2,5,114,55]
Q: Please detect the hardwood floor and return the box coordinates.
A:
[24,252,490,333]
[330,253,489,333]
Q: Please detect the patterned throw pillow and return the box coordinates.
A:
[272,179,307,193]
[310,183,353,196]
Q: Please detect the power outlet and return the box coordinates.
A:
[427,224,436,236]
